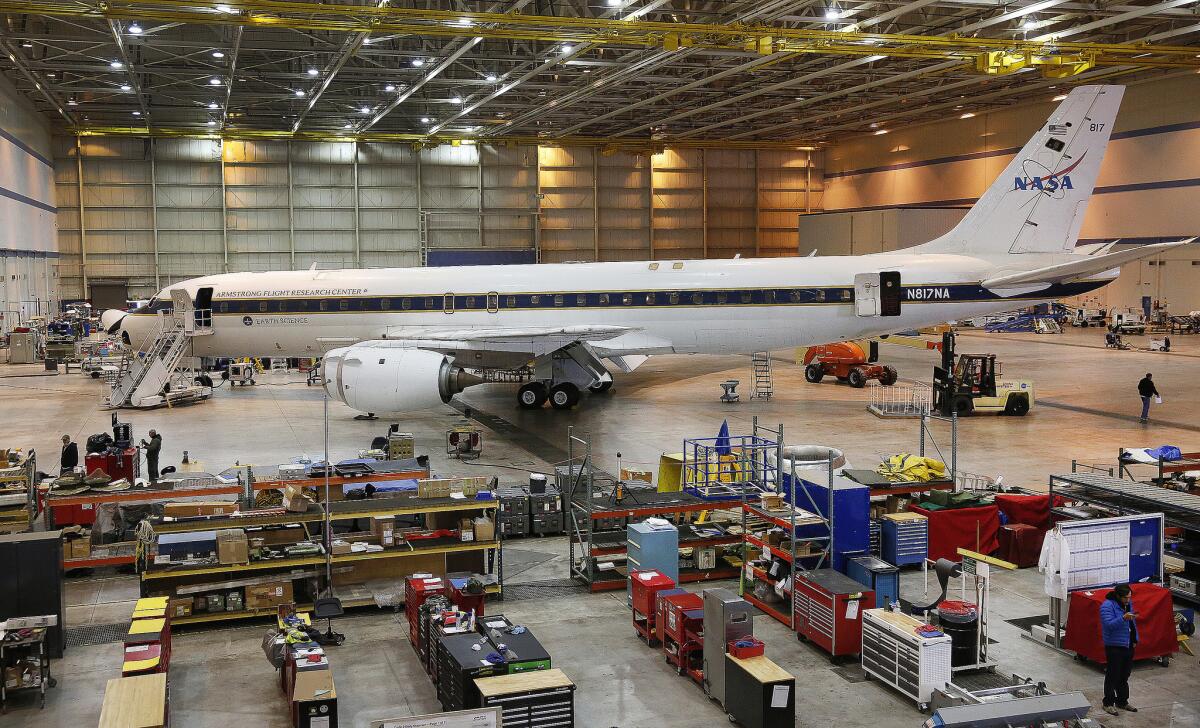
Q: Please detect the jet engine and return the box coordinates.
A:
[322,346,482,413]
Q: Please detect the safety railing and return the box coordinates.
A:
[867,380,931,418]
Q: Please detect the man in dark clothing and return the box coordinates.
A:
[59,435,79,474]
[1137,373,1159,423]
[140,429,162,483]
[1100,583,1139,715]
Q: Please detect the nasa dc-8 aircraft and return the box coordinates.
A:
[103,85,1192,415]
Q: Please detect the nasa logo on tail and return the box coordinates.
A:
[1014,151,1086,192]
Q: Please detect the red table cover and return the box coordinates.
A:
[998,524,1045,568]
[909,504,1000,562]
[994,493,1065,530]
[1061,583,1178,663]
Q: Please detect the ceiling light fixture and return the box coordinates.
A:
[385,84,396,92]
[413,58,425,67]
[451,96,463,104]
[456,18,473,27]
[295,89,306,97]
[344,123,352,129]
[128,23,143,34]
[360,106,371,114]
[960,112,976,119]
[121,84,132,91]
[68,99,78,105]
[1022,17,1037,29]
[132,111,141,116]
[212,51,225,58]
[20,42,32,48]
[207,120,217,126]
[485,74,497,82]
[561,45,574,54]
[216,4,234,13]
[110,60,123,69]
[362,38,373,45]
[825,7,840,19]
[421,117,431,123]
[208,102,219,109]
[307,68,319,76]
[1052,94,1067,101]
[209,77,222,85]
[873,129,888,135]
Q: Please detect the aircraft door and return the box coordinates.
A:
[170,289,194,332]
[854,271,902,317]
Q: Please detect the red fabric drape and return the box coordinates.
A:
[909,504,1000,562]
[1062,583,1178,663]
[994,493,1065,530]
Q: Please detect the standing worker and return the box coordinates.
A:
[1137,373,1160,423]
[1100,583,1139,715]
[59,435,79,475]
[141,429,162,484]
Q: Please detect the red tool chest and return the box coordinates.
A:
[630,570,676,646]
[404,576,446,648]
[793,569,873,658]
[660,592,705,684]
[446,579,486,618]
[85,448,140,483]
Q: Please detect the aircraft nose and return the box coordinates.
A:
[101,309,127,334]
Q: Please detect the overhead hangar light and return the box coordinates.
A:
[207,120,217,126]
[121,84,132,91]
[295,89,306,97]
[413,58,426,67]
[128,23,143,34]
[361,106,371,114]
[825,7,840,19]
[210,78,223,85]
[110,60,124,69]
[307,68,319,76]
[385,84,396,92]
[212,51,225,59]
[421,117,431,123]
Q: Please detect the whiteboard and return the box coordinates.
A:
[1055,513,1163,592]
[372,708,501,728]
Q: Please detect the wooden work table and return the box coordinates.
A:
[474,667,574,698]
[98,673,167,728]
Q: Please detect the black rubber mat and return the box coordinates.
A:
[500,578,589,602]
[1005,614,1050,631]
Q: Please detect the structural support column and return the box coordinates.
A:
[805,150,812,214]
[592,150,600,262]
[478,146,485,248]
[150,138,161,291]
[287,141,295,269]
[219,140,229,273]
[700,148,708,259]
[647,151,655,260]
[415,149,424,266]
[75,135,88,299]
[352,141,361,267]
[753,150,761,257]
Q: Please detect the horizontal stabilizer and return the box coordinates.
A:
[982,239,1196,291]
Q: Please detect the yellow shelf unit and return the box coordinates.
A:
[151,497,490,534]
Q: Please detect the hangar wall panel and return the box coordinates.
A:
[54,136,821,298]
[822,74,1200,311]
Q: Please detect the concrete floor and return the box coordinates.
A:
[2,327,1199,727]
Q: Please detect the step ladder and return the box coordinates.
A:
[750,351,773,401]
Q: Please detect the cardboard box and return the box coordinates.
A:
[3,666,21,689]
[64,535,90,559]
[258,525,308,546]
[885,495,911,514]
[216,529,249,565]
[459,518,475,542]
[163,501,238,518]
[418,478,451,499]
[169,598,193,618]
[472,517,495,542]
[330,540,352,555]
[245,581,294,609]
[372,516,395,548]
[760,493,784,510]
[283,485,313,513]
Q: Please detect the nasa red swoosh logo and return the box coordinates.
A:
[1040,150,1086,182]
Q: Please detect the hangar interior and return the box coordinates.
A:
[1,2,1199,727]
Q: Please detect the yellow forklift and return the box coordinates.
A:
[933,331,1033,416]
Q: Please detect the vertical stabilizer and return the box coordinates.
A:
[916,85,1123,256]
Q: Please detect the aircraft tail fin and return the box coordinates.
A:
[915,85,1124,256]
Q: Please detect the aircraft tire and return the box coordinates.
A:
[550,382,580,410]
[518,382,548,409]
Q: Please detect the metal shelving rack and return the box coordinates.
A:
[1049,471,1200,604]
[564,427,745,592]
[139,491,503,625]
[0,451,35,534]
[1117,447,1200,485]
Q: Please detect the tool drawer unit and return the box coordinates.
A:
[475,668,576,728]
[860,608,952,709]
[626,520,679,605]
[436,632,502,711]
[496,486,530,538]
[869,519,881,556]
[526,485,564,536]
[793,569,873,658]
[880,513,928,567]
[844,554,900,609]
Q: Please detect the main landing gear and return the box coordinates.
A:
[516,342,615,411]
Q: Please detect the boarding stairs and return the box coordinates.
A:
[106,292,213,408]
[750,351,773,401]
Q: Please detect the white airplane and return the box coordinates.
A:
[103,85,1192,415]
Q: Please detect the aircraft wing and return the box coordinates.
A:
[352,324,653,369]
[982,239,1196,293]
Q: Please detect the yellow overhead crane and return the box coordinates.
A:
[4,0,1199,79]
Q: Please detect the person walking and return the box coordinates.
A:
[1100,583,1139,716]
[1137,373,1159,423]
[59,435,79,475]
[140,429,162,484]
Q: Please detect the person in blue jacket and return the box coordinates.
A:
[1100,583,1138,715]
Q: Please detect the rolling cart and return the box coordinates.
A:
[1,616,57,712]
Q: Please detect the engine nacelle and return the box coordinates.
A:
[322,346,481,413]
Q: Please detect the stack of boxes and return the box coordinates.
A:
[526,484,564,537]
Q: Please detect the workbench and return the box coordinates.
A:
[475,668,576,728]
[98,673,167,728]
[724,655,795,728]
